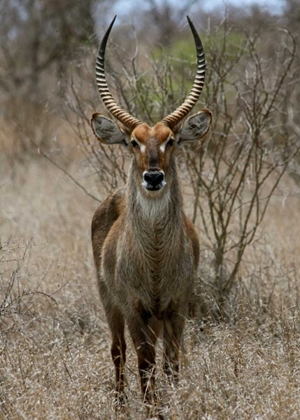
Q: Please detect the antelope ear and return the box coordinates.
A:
[91,113,128,145]
[177,109,212,144]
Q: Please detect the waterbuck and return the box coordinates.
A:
[91,15,212,412]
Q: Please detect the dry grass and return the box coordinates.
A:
[1,130,300,419]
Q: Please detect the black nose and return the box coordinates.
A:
[143,171,164,189]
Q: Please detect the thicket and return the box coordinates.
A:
[66,3,300,322]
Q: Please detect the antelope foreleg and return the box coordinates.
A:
[127,313,159,406]
[163,312,185,383]
[104,304,127,403]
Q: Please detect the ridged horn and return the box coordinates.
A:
[161,16,206,129]
[95,16,142,130]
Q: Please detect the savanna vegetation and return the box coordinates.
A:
[1,0,300,418]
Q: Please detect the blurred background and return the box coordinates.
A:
[1,1,300,418]
[0,0,298,159]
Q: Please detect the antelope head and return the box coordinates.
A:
[91,16,212,195]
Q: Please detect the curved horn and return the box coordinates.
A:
[95,16,142,130]
[161,16,206,129]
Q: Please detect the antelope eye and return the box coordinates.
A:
[167,138,175,147]
[131,140,139,148]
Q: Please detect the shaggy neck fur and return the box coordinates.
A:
[125,158,184,277]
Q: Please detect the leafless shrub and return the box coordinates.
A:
[0,239,56,324]
[66,15,299,322]
[185,24,299,319]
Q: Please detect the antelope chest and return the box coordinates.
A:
[115,228,194,313]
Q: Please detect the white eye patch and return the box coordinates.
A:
[159,134,174,152]
[131,137,146,152]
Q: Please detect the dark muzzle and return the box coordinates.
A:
[142,171,165,191]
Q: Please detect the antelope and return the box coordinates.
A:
[91,15,212,413]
